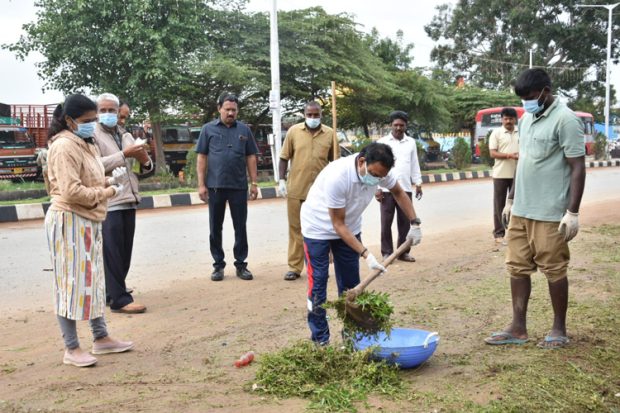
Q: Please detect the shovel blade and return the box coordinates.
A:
[344,300,381,332]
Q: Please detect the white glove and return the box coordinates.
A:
[111,184,124,195]
[278,179,287,197]
[558,210,579,242]
[108,166,129,186]
[365,253,386,273]
[502,198,513,229]
[406,224,422,246]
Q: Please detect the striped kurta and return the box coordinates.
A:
[45,210,106,320]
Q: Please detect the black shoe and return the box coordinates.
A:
[236,267,253,280]
[284,271,300,281]
[398,253,416,262]
[211,268,224,281]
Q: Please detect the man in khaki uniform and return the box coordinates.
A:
[278,101,335,281]
[489,107,519,245]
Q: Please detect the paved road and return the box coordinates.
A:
[1,168,618,313]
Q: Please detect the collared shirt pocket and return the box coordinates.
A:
[209,133,226,153]
[528,134,555,160]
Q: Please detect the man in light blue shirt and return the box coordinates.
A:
[485,68,585,349]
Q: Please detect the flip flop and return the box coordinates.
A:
[484,331,529,345]
[537,335,569,349]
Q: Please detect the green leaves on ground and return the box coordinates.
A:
[252,341,403,412]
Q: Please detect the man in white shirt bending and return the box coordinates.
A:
[375,111,422,262]
[300,142,423,345]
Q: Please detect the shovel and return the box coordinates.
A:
[345,239,413,331]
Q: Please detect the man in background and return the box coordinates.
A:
[489,107,519,245]
[196,93,259,282]
[278,101,335,281]
[94,93,153,314]
[375,111,422,262]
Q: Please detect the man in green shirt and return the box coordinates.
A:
[485,68,585,349]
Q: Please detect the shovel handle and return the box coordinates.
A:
[348,238,413,299]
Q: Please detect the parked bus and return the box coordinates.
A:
[475,106,595,155]
[574,111,594,155]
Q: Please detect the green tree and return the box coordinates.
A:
[5,0,232,172]
[448,86,520,149]
[425,0,618,104]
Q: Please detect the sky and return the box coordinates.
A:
[1,0,619,107]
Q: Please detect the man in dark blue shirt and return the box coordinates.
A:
[196,93,259,281]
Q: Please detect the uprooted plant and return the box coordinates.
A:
[251,340,403,412]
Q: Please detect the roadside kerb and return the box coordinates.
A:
[1,159,618,223]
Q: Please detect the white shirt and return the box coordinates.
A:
[301,155,397,240]
[377,133,422,192]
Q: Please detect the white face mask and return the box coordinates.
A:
[305,117,321,129]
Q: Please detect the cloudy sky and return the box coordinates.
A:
[1,0,619,106]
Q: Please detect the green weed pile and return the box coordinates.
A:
[252,341,403,412]
[324,290,394,336]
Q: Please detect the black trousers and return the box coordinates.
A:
[102,209,136,310]
[380,191,412,257]
[493,178,513,238]
[208,188,248,270]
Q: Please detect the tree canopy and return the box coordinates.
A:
[424,0,619,120]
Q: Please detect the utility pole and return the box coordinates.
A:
[576,3,619,151]
[269,0,282,179]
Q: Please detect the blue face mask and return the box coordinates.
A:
[360,162,381,186]
[522,90,546,114]
[305,117,321,129]
[72,120,97,139]
[98,112,118,128]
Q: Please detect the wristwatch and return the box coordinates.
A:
[410,217,422,225]
[250,182,258,186]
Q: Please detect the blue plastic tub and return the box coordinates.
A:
[352,328,440,369]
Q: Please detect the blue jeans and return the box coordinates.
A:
[303,235,361,344]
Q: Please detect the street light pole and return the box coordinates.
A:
[269,0,282,180]
[576,3,619,149]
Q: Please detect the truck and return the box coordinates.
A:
[0,103,44,180]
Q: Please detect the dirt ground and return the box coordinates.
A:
[0,199,619,413]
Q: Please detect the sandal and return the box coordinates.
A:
[537,335,569,349]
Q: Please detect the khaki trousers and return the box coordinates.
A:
[287,197,305,274]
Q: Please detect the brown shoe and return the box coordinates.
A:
[111,302,146,314]
[397,253,416,262]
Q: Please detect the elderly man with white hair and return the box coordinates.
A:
[93,93,152,314]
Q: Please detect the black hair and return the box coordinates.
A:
[514,68,552,97]
[304,101,322,112]
[217,93,239,107]
[389,110,408,124]
[119,99,130,109]
[501,107,518,118]
[359,142,395,170]
[47,94,97,139]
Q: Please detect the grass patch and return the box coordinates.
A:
[251,341,403,412]
[0,180,45,192]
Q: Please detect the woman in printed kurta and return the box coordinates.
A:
[45,94,134,367]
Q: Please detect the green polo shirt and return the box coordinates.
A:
[512,99,585,222]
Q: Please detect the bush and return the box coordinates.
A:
[416,141,427,170]
[594,132,608,160]
[351,136,372,152]
[451,137,472,170]
[184,150,198,185]
[479,130,494,167]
